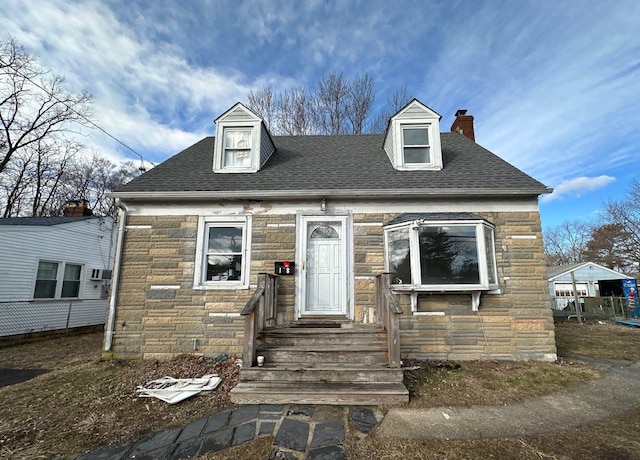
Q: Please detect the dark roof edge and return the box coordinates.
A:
[110,187,552,201]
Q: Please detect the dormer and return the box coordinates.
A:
[383,99,443,171]
[213,103,275,173]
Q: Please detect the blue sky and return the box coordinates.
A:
[2,0,639,229]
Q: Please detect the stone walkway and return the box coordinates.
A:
[74,404,381,460]
[74,355,640,459]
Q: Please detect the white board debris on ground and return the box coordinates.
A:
[136,374,222,404]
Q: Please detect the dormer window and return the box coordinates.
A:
[402,125,431,164]
[223,128,253,168]
[383,99,443,171]
[213,102,275,174]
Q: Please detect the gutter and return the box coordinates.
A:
[104,199,127,352]
[109,187,553,201]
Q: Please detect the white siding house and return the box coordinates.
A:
[548,262,634,310]
[0,216,116,337]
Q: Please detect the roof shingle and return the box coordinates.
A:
[115,133,550,197]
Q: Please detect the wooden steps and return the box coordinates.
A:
[230,324,409,406]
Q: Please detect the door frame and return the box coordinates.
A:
[295,213,353,320]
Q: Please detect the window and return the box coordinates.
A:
[194,217,251,289]
[383,100,443,171]
[223,128,252,168]
[33,261,82,299]
[402,126,430,164]
[385,218,498,291]
[34,261,59,299]
[554,283,588,297]
[62,264,82,298]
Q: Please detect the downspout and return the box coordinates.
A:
[104,199,127,352]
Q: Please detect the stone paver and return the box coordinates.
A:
[204,410,230,433]
[349,407,377,433]
[310,421,344,448]
[274,417,310,452]
[307,444,345,460]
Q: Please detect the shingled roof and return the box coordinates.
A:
[113,132,550,199]
[0,216,96,226]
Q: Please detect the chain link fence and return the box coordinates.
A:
[0,300,107,337]
[552,296,633,319]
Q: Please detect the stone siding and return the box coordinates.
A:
[109,210,555,361]
[396,211,556,361]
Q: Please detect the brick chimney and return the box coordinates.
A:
[450,109,475,142]
[63,200,93,217]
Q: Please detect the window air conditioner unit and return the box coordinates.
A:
[90,269,112,281]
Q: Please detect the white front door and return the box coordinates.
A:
[300,217,348,316]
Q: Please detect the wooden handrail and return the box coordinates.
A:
[241,284,265,315]
[241,273,278,367]
[375,273,403,368]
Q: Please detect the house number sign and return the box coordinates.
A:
[274,261,295,275]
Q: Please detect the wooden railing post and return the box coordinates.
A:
[388,307,401,368]
[241,273,279,367]
[375,273,402,369]
[243,308,257,367]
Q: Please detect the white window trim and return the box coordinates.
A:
[32,260,84,300]
[393,120,443,171]
[384,219,498,292]
[213,122,260,173]
[193,216,252,290]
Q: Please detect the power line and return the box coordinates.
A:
[0,56,156,168]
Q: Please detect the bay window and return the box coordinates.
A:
[385,215,498,291]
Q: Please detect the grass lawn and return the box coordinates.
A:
[0,319,639,459]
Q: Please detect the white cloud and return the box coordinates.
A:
[0,0,273,164]
[542,175,616,202]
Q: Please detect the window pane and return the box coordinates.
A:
[34,280,57,298]
[34,261,58,298]
[224,129,251,148]
[206,254,242,281]
[61,264,81,298]
[484,227,497,285]
[208,227,243,253]
[223,149,252,167]
[37,261,58,280]
[64,264,82,281]
[387,228,411,284]
[310,225,339,239]
[404,147,430,163]
[61,280,80,298]
[403,128,429,146]
[419,226,479,285]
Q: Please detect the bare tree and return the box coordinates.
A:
[276,87,314,135]
[61,154,140,217]
[246,73,383,135]
[370,85,412,133]
[604,179,640,273]
[543,219,593,266]
[346,73,375,134]
[247,85,275,131]
[29,141,78,217]
[313,71,351,135]
[0,37,92,175]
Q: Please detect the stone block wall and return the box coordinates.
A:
[110,214,298,360]
[395,211,556,361]
[109,210,555,361]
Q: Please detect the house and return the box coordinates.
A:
[105,100,556,404]
[0,201,116,338]
[548,262,637,313]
